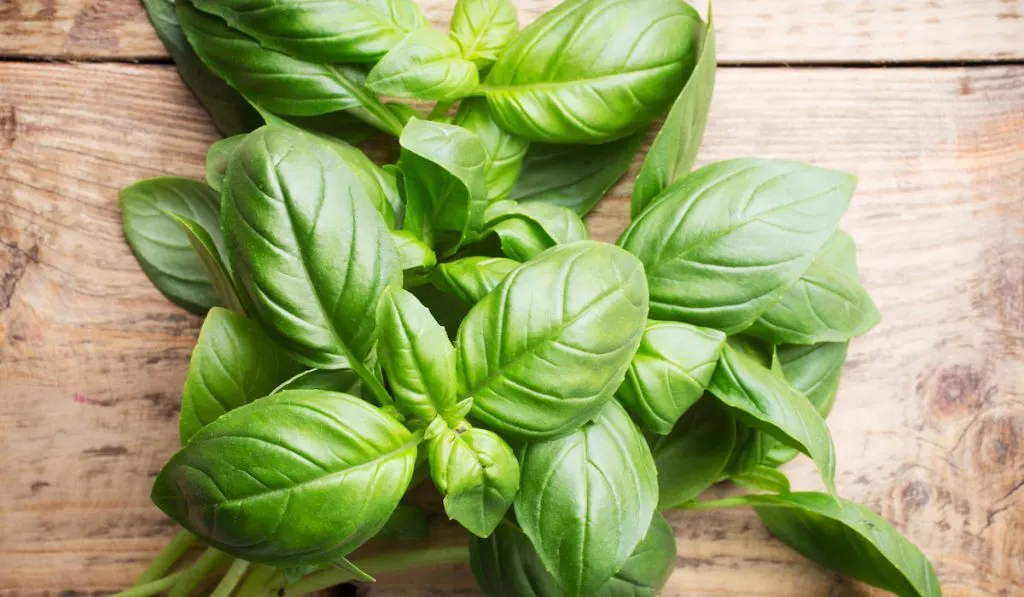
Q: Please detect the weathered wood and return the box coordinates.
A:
[1,63,1023,596]
[1,0,1023,62]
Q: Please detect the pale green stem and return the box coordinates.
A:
[349,359,394,407]
[235,564,280,597]
[675,496,755,511]
[284,546,470,596]
[133,529,197,586]
[168,547,232,597]
[111,571,186,597]
[210,559,252,597]
[427,101,454,121]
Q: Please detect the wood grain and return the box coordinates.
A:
[1,0,1023,62]
[1,63,1023,596]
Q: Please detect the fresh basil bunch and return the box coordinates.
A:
[113,1,939,596]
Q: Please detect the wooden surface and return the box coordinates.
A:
[1,0,1024,595]
[2,0,1024,62]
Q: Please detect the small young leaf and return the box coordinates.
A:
[453,98,529,204]
[618,159,856,333]
[120,177,222,313]
[367,28,479,102]
[515,400,658,597]
[399,119,488,253]
[429,426,520,537]
[652,397,735,508]
[170,214,247,315]
[205,134,246,192]
[391,230,438,276]
[730,465,792,494]
[592,512,676,597]
[180,308,302,444]
[483,200,588,261]
[376,287,458,424]
[457,242,648,440]
[616,321,726,435]
[436,256,518,305]
[746,230,881,344]
[708,344,837,493]
[632,6,716,216]
[450,0,518,68]
[509,133,645,216]
[152,390,418,565]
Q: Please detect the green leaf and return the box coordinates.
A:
[367,28,479,102]
[457,241,648,440]
[509,132,644,216]
[616,321,726,435]
[483,200,588,261]
[592,512,676,597]
[391,230,437,278]
[618,159,856,333]
[120,177,222,313]
[691,493,941,597]
[410,283,472,340]
[632,6,716,216]
[205,134,246,192]
[152,390,418,565]
[180,308,302,444]
[435,256,518,305]
[272,368,362,395]
[188,0,425,63]
[374,503,430,541]
[399,118,488,252]
[450,0,518,68]
[515,400,658,597]
[453,98,529,204]
[141,0,261,136]
[746,230,881,344]
[652,396,735,508]
[708,344,837,492]
[482,0,703,144]
[764,341,848,466]
[267,111,381,146]
[377,287,458,424]
[170,214,247,315]
[731,465,792,494]
[429,425,520,537]
[221,126,401,369]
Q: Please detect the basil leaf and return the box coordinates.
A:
[367,28,479,102]
[429,426,520,537]
[169,213,247,315]
[483,200,588,261]
[747,230,881,344]
[708,344,837,492]
[458,241,648,440]
[632,7,716,215]
[391,230,437,277]
[399,119,488,253]
[180,308,301,444]
[482,0,703,144]
[377,287,457,424]
[509,132,645,216]
[189,0,424,63]
[272,368,362,395]
[618,159,856,333]
[410,283,471,340]
[120,177,223,313]
[696,493,941,597]
[616,321,725,435]
[454,98,529,204]
[731,465,791,494]
[141,0,261,136]
[268,111,381,146]
[652,396,735,508]
[436,256,518,305]
[375,504,430,541]
[450,0,518,68]
[152,390,418,565]
[222,126,401,369]
[515,400,658,597]
[205,134,246,192]
[592,512,676,597]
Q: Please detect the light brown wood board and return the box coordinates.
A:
[1,62,1022,595]
[1,0,1024,62]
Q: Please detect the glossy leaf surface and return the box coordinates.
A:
[616,321,726,435]
[436,256,518,305]
[171,213,247,315]
[450,0,518,68]
[152,390,418,565]
[483,200,588,261]
[592,512,676,597]
[515,400,658,597]
[619,159,856,333]
[272,368,362,395]
[652,397,735,508]
[458,241,648,440]
[367,28,479,101]
[454,98,529,204]
[730,465,792,494]
[206,134,246,192]
[391,230,437,276]
[483,0,703,143]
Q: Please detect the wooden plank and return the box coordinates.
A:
[1,63,1022,596]
[1,0,1023,62]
